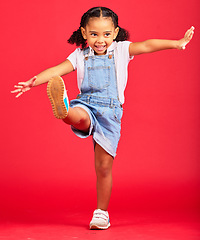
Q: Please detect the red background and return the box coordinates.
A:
[0,0,199,224]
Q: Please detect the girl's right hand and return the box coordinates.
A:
[11,76,37,98]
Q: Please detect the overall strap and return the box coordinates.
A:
[108,49,114,55]
[107,49,115,60]
[83,47,90,56]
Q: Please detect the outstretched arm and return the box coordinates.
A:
[11,59,74,98]
[129,26,195,56]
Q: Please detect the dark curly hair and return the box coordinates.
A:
[68,7,130,49]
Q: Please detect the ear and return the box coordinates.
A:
[81,27,87,40]
[114,27,119,40]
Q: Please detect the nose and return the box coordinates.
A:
[97,35,104,43]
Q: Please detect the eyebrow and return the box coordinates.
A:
[89,31,112,33]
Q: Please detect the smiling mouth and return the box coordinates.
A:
[95,45,106,51]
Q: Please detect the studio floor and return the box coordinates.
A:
[0,209,199,240]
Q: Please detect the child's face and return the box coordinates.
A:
[81,17,119,55]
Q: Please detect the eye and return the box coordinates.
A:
[91,33,97,36]
[105,33,111,37]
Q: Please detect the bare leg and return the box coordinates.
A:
[62,107,91,132]
[94,143,114,211]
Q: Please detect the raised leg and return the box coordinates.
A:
[62,107,91,132]
[47,76,91,133]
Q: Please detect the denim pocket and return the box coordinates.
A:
[113,106,123,124]
[88,66,110,90]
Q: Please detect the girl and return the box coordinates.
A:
[11,7,194,230]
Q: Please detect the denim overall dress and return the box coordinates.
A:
[70,48,123,157]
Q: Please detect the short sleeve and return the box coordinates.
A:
[122,41,134,61]
[67,48,79,70]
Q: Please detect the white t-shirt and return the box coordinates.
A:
[67,41,134,104]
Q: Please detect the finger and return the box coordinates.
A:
[17,82,26,86]
[188,27,194,35]
[187,26,194,32]
[16,92,23,98]
[189,32,194,39]
[11,89,22,93]
[187,31,194,40]
[185,30,194,41]
[14,85,23,89]
[185,29,193,36]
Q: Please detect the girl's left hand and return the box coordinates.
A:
[178,26,195,50]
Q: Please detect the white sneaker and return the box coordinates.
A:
[89,209,111,230]
[47,76,69,119]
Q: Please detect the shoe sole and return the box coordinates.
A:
[90,222,111,230]
[47,76,68,119]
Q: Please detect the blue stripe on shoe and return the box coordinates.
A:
[64,98,69,111]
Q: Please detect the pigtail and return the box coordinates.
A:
[67,27,87,49]
[115,27,130,42]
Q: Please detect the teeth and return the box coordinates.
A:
[96,45,106,50]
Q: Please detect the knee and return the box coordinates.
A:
[96,160,113,178]
[79,114,89,125]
